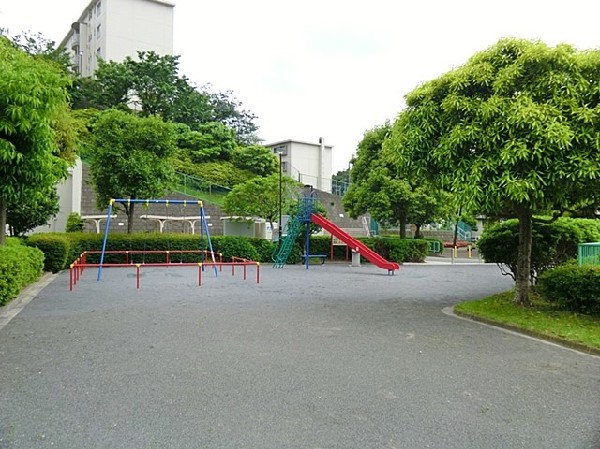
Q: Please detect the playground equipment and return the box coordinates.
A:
[68,198,262,290]
[97,198,217,281]
[69,251,259,290]
[272,193,400,274]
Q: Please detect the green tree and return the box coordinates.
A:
[7,187,59,236]
[88,109,177,233]
[344,124,450,237]
[71,51,257,143]
[223,174,300,233]
[0,37,70,245]
[231,145,278,176]
[4,30,72,74]
[386,38,600,304]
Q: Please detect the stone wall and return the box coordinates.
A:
[80,165,365,237]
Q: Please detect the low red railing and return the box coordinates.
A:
[69,251,259,291]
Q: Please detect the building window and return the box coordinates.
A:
[96,24,101,37]
[88,10,92,21]
[96,1,102,15]
[96,47,102,56]
[282,161,288,173]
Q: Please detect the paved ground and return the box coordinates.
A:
[0,262,599,449]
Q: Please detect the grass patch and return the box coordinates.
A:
[455,291,600,354]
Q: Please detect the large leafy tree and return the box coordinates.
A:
[4,30,72,74]
[89,109,178,233]
[0,36,71,245]
[231,145,278,176]
[386,38,600,304]
[71,51,258,143]
[344,124,450,237]
[223,174,300,234]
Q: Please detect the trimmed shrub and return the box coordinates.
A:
[26,233,70,273]
[211,236,260,262]
[248,238,277,263]
[537,263,600,315]
[0,240,44,306]
[360,237,428,263]
[66,212,84,232]
[477,217,600,279]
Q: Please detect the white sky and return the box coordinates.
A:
[2,0,599,172]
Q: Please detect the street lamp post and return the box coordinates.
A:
[278,151,283,243]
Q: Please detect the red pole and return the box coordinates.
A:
[232,263,235,276]
[136,264,140,289]
[69,264,73,291]
[256,263,260,284]
[330,236,333,261]
[243,264,247,280]
[76,258,81,282]
[198,263,202,286]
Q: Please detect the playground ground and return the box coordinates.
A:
[0,262,599,449]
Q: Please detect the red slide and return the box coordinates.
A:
[311,213,400,274]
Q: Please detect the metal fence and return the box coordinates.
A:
[578,242,600,266]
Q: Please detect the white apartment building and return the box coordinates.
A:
[265,139,333,193]
[60,0,174,77]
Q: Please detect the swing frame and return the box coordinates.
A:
[97,198,216,281]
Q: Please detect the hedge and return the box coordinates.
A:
[26,234,70,273]
[477,217,600,279]
[0,239,44,306]
[537,263,600,315]
[25,232,429,271]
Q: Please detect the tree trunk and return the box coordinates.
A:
[127,203,135,234]
[514,205,533,305]
[453,207,462,247]
[0,200,7,245]
[415,224,422,239]
[399,213,407,239]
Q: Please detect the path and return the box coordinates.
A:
[0,264,598,449]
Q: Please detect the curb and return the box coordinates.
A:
[446,306,600,357]
[0,272,58,330]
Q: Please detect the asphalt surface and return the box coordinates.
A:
[0,262,599,449]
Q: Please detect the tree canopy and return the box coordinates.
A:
[70,51,258,143]
[344,123,451,237]
[223,174,300,234]
[0,36,71,244]
[385,38,600,303]
[88,109,178,233]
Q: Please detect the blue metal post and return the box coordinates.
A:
[97,200,114,281]
[200,203,218,277]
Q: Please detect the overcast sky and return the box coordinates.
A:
[2,0,599,172]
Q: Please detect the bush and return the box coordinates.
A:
[66,212,84,232]
[537,263,600,315]
[211,236,260,262]
[477,217,600,279]
[0,240,44,306]
[26,233,70,273]
[360,237,428,263]
[248,238,277,263]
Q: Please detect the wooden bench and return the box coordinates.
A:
[301,254,328,265]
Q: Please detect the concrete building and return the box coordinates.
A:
[265,138,333,193]
[60,0,174,77]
